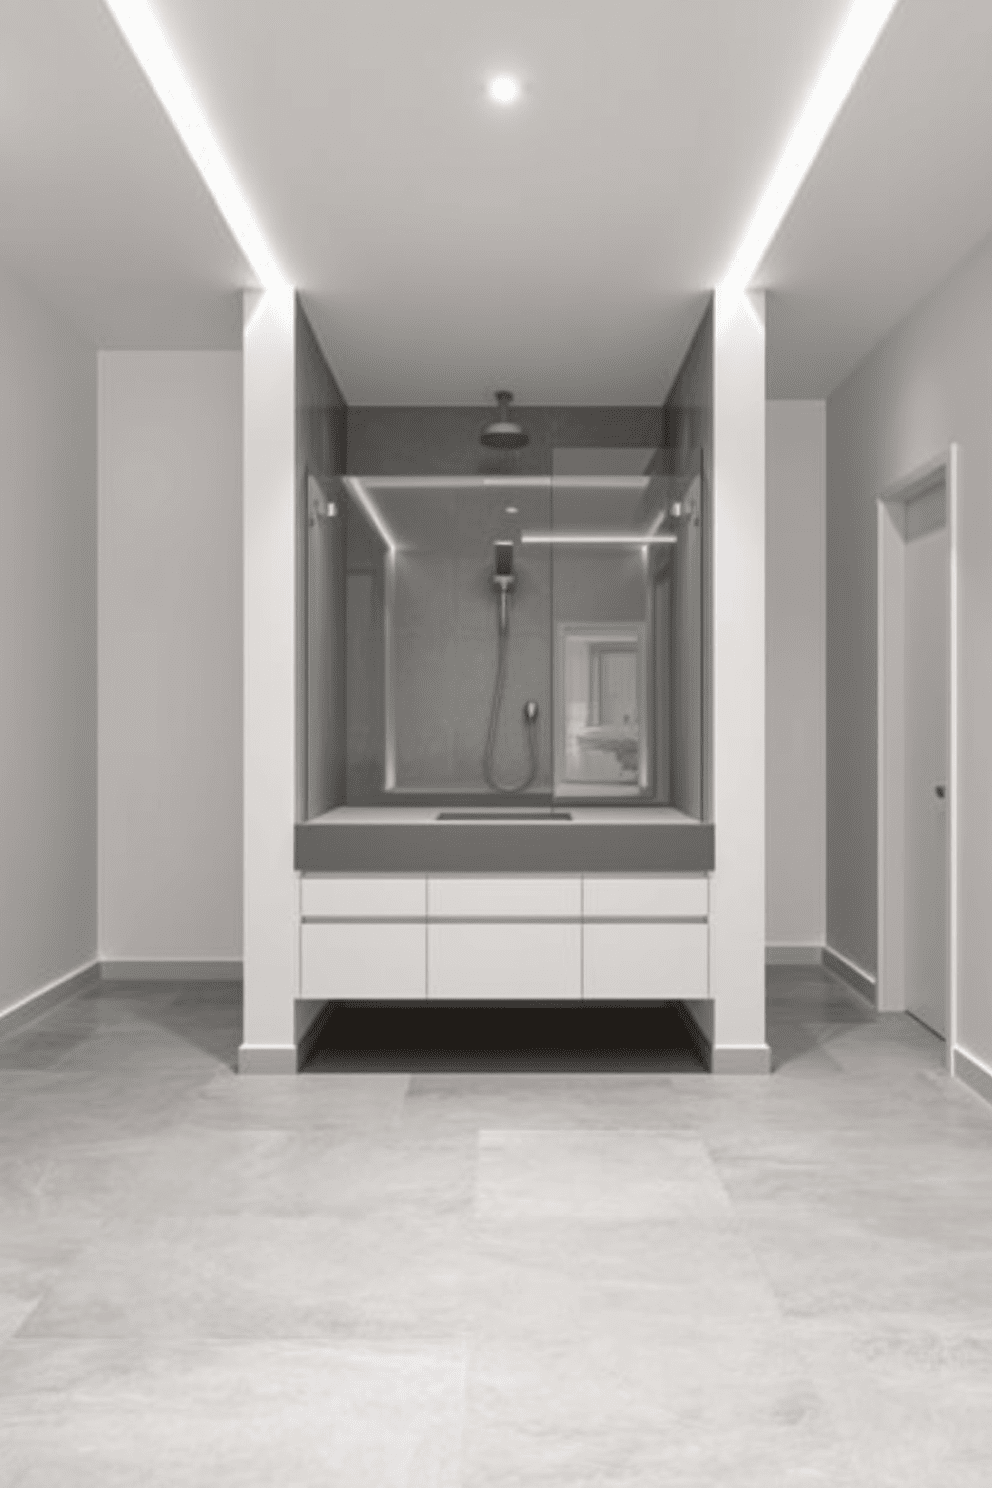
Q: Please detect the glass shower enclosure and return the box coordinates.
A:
[303,445,705,817]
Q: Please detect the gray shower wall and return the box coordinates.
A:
[346,406,666,478]
[295,300,348,820]
[392,537,552,794]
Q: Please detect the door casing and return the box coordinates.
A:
[876,447,959,1066]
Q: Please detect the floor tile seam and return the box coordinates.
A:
[0,1334,473,1360]
[704,1158,992,1188]
[15,1327,476,1350]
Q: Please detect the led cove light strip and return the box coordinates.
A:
[521,532,677,547]
[343,477,398,552]
[722,0,901,299]
[102,0,287,291]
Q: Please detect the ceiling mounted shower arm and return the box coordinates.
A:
[480,390,529,451]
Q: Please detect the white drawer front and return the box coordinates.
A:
[583,922,708,1001]
[427,923,582,1000]
[583,875,708,920]
[428,876,581,920]
[301,922,426,1000]
[301,876,426,920]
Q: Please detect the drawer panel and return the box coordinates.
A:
[583,875,708,920]
[427,923,582,1000]
[300,922,426,1000]
[427,876,581,920]
[583,922,708,1001]
[301,875,426,919]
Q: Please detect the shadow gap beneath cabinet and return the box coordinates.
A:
[301,1001,706,1074]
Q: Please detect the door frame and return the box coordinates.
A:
[876,445,959,1064]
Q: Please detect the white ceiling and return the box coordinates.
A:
[2,1,990,401]
[761,0,992,397]
[152,0,851,403]
[0,0,250,347]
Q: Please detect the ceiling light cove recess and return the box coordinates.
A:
[488,74,521,106]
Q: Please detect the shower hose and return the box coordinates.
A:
[483,613,538,794]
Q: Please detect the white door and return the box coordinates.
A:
[903,486,949,1037]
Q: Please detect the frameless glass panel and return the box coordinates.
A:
[549,447,703,809]
[329,450,704,814]
[341,476,552,802]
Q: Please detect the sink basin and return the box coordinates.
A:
[436,810,572,822]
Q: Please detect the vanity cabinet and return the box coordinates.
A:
[428,922,582,1001]
[299,873,709,1003]
[301,922,426,1000]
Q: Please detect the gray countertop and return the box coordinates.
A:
[295,806,714,874]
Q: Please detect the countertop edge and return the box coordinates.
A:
[295,819,715,874]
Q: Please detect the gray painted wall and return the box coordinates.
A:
[98,352,242,963]
[0,263,97,1014]
[826,232,992,1068]
[662,301,712,821]
[296,301,348,819]
[766,400,826,948]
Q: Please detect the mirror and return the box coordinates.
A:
[555,622,647,795]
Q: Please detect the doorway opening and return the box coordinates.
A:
[877,447,958,1064]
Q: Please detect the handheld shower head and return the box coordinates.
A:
[492,540,515,629]
[493,539,515,583]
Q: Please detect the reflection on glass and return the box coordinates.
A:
[556,623,646,794]
[329,449,703,812]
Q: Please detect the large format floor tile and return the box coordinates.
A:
[0,1338,467,1488]
[0,967,990,1485]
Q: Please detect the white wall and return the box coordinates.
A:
[826,232,992,1069]
[766,400,826,949]
[241,289,300,1067]
[0,263,97,1016]
[708,289,768,1067]
[98,351,242,964]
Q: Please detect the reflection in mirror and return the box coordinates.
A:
[556,623,647,795]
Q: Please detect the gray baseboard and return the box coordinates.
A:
[822,945,877,1006]
[101,959,242,983]
[711,1044,772,1075]
[953,1045,992,1111]
[0,960,100,1038]
[237,1043,297,1074]
[766,943,824,967]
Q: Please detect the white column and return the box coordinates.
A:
[709,288,769,1071]
[240,288,299,1072]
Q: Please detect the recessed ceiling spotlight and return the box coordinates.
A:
[505,505,519,515]
[488,74,521,106]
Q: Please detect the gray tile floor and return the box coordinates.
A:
[1,968,991,1485]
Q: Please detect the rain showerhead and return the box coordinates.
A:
[480,390,529,451]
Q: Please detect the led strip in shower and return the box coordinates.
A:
[341,477,398,552]
[520,532,677,546]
